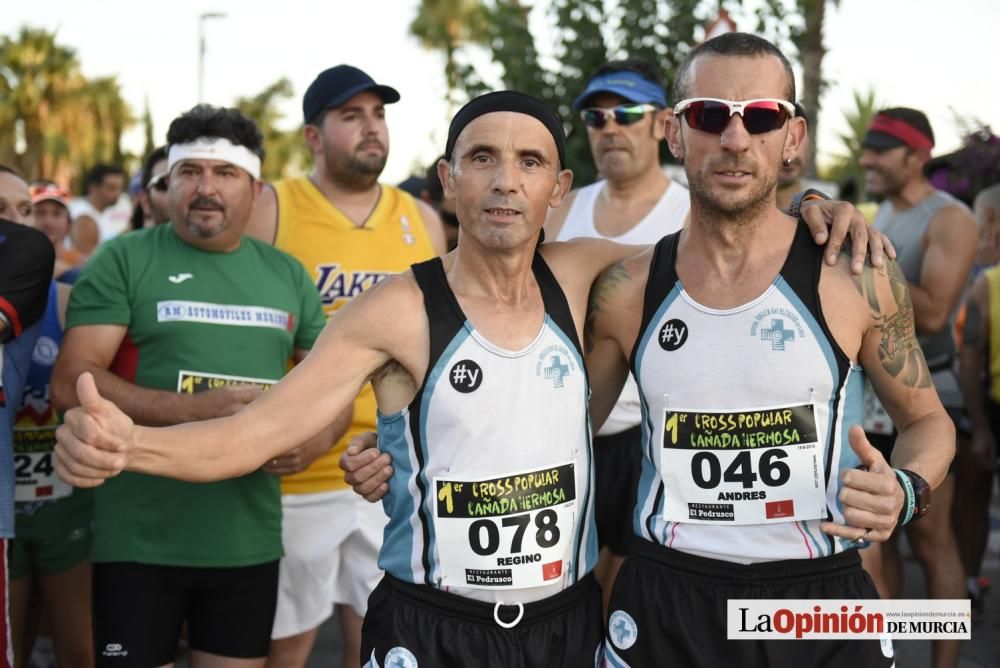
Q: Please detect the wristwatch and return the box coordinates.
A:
[787,188,831,220]
[895,468,931,525]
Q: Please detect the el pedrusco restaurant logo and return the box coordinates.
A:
[727,599,971,640]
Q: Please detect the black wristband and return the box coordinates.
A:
[787,188,831,220]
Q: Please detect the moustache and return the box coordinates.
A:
[599,138,628,153]
[356,140,386,153]
[482,197,526,212]
[707,157,757,175]
[189,196,224,211]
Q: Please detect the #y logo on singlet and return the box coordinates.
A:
[658,318,688,351]
[449,359,483,393]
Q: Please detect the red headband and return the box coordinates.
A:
[869,114,934,152]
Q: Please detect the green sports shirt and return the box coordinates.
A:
[66,224,326,567]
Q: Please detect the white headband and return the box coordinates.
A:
[167,137,261,179]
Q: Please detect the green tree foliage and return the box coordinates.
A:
[410,0,491,114]
[142,97,155,158]
[411,0,806,186]
[233,78,310,182]
[0,26,133,185]
[821,87,878,201]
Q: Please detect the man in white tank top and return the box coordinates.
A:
[547,59,691,607]
[583,34,954,666]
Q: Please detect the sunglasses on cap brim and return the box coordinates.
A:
[579,104,658,129]
[673,98,795,135]
[147,173,169,193]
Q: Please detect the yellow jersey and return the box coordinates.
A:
[987,266,1000,404]
[274,176,436,493]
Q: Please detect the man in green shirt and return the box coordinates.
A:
[50,105,347,668]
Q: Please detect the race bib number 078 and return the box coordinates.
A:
[660,404,827,525]
[434,463,576,590]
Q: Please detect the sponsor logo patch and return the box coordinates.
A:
[609,610,639,650]
[449,359,483,393]
[658,319,688,351]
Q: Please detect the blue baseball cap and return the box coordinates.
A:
[303,65,400,124]
[572,70,668,111]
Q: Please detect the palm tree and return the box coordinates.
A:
[792,0,839,178]
[0,27,80,177]
[0,27,134,185]
[409,0,490,114]
[824,87,880,201]
[234,78,310,181]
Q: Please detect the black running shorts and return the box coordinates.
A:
[594,426,642,556]
[361,573,604,667]
[93,560,279,666]
[605,539,894,667]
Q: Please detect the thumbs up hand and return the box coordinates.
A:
[54,372,133,488]
[820,425,904,544]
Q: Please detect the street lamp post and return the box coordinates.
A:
[198,12,227,103]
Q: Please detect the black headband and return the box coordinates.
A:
[444,91,566,169]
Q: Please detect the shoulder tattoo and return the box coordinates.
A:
[852,259,931,388]
[584,260,631,354]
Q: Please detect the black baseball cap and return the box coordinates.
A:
[302,65,400,124]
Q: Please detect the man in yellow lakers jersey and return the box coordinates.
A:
[246,65,446,668]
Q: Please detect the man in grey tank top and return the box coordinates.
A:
[862,106,977,668]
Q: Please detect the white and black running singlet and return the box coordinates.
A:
[630,223,865,563]
[376,254,598,603]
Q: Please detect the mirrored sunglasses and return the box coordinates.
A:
[673,98,795,135]
[580,104,657,129]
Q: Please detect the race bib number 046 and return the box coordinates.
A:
[660,404,827,525]
[434,463,576,590]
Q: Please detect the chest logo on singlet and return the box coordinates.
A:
[449,359,483,393]
[750,308,806,351]
[760,318,796,351]
[535,343,576,389]
[658,318,688,351]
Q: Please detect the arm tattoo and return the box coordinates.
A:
[963,300,983,349]
[585,260,630,354]
[848,251,884,313]
[866,260,932,388]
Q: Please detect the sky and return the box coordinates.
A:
[1,0,996,184]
